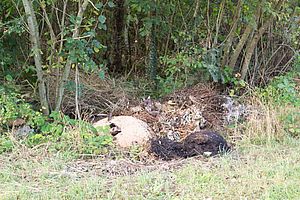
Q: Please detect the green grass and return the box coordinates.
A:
[1,138,300,200]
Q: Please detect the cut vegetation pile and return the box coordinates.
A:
[52,73,138,119]
[121,83,227,139]
[59,78,236,159]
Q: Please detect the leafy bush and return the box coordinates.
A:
[0,85,113,154]
[0,135,13,154]
[157,48,203,95]
[0,85,46,130]
[257,73,300,106]
[230,71,300,145]
[282,112,300,137]
[157,47,246,96]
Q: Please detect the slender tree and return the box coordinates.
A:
[22,0,49,115]
[240,0,285,80]
[55,0,89,111]
[112,0,126,73]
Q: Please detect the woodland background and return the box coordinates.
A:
[1,0,299,115]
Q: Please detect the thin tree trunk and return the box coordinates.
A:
[41,4,57,65]
[228,2,263,70]
[55,0,89,111]
[22,0,49,115]
[240,19,274,79]
[59,0,68,54]
[55,0,68,105]
[75,64,81,120]
[228,24,253,70]
[213,0,225,46]
[240,0,285,79]
[148,1,158,86]
[206,0,212,48]
[112,0,125,73]
[149,22,158,82]
[124,24,132,74]
[221,0,242,67]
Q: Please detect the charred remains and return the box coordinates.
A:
[149,130,230,160]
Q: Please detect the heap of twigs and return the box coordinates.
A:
[121,83,226,139]
[59,72,138,119]
[59,72,226,139]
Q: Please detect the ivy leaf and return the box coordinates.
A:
[277,83,285,89]
[95,2,103,9]
[108,1,115,8]
[98,23,107,30]
[98,15,106,24]
[98,70,105,80]
[5,74,13,82]
[94,47,100,53]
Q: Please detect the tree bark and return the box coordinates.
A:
[228,25,253,69]
[55,0,89,111]
[149,22,158,83]
[213,0,225,46]
[41,3,57,65]
[221,0,242,67]
[240,19,273,79]
[22,0,49,115]
[228,2,264,70]
[112,0,125,73]
[148,1,158,86]
[240,0,285,80]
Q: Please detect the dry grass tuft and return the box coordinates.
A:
[231,92,292,144]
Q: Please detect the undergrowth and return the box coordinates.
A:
[231,71,300,144]
[1,68,299,156]
[0,85,113,155]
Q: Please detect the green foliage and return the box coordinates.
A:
[257,73,300,106]
[0,18,26,79]
[157,47,204,96]
[257,73,300,138]
[63,38,106,73]
[0,86,113,154]
[282,112,300,137]
[80,133,113,155]
[156,47,247,96]
[25,112,113,155]
[0,85,46,130]
[0,135,13,154]
[294,53,300,71]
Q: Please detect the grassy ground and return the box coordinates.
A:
[1,137,300,200]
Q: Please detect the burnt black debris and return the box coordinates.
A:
[150,137,185,160]
[149,130,230,160]
[183,131,229,157]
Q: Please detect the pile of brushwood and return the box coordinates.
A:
[116,83,238,160]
